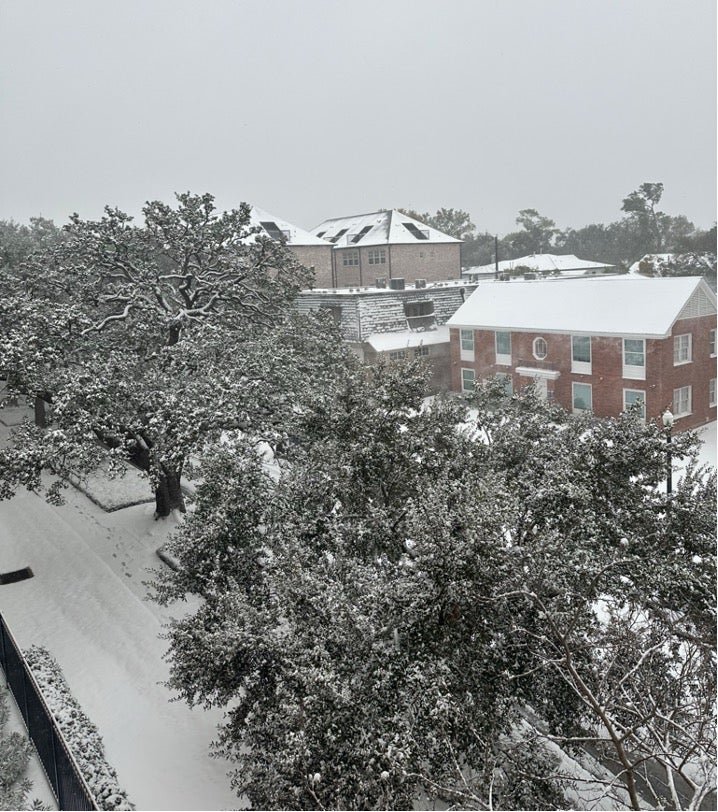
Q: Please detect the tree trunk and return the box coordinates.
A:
[34,395,51,427]
[154,467,186,518]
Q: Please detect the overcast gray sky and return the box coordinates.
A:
[1,0,715,235]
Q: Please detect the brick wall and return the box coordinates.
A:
[450,314,717,431]
[289,245,334,288]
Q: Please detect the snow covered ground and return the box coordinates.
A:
[0,416,238,810]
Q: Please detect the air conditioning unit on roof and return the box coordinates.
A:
[389,278,405,290]
[415,279,426,288]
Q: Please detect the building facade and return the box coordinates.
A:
[297,279,477,391]
[447,276,717,431]
[310,210,462,288]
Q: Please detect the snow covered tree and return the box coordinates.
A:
[0,192,344,516]
[0,687,45,810]
[152,365,569,810]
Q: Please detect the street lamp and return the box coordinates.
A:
[662,408,674,495]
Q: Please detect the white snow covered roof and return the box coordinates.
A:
[250,206,332,246]
[310,210,461,247]
[366,326,450,352]
[447,276,716,338]
[628,253,675,274]
[464,253,614,276]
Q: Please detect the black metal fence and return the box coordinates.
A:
[0,611,98,810]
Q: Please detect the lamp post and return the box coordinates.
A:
[662,408,674,495]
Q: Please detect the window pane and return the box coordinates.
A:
[533,338,547,359]
[461,368,475,392]
[496,331,511,355]
[624,389,645,418]
[573,383,592,411]
[624,338,645,366]
[572,335,591,363]
[673,386,692,415]
[673,334,691,364]
[460,329,474,351]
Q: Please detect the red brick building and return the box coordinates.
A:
[447,276,717,431]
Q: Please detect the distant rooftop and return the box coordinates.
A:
[464,253,614,276]
[311,210,462,248]
[249,205,331,246]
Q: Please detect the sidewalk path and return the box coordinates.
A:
[0,482,238,811]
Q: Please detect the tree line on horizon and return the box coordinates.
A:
[400,181,717,271]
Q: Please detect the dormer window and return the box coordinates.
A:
[402,222,430,240]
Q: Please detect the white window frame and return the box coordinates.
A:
[709,378,716,408]
[532,337,547,360]
[673,333,692,365]
[623,388,646,420]
[388,349,408,361]
[623,338,646,380]
[461,368,475,393]
[571,335,592,374]
[414,345,429,358]
[495,331,511,366]
[710,328,716,357]
[572,382,593,413]
[367,248,386,265]
[673,385,692,418]
[342,250,359,267]
[460,329,474,361]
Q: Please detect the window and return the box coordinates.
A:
[572,382,593,412]
[532,337,547,360]
[320,305,342,324]
[673,385,692,417]
[342,250,359,267]
[710,378,716,407]
[710,329,716,356]
[389,350,408,361]
[495,331,511,365]
[351,226,373,244]
[367,248,386,265]
[461,368,475,392]
[572,336,591,363]
[571,335,592,374]
[623,338,646,380]
[402,222,430,240]
[673,334,692,365]
[414,345,430,358]
[460,330,474,352]
[623,389,646,419]
[404,301,434,318]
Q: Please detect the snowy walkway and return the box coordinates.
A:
[0,438,238,809]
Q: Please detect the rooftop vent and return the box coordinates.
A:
[375,277,387,288]
[389,278,405,290]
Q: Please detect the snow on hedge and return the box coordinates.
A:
[23,646,134,811]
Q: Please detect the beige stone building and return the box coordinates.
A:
[250,206,334,287]
[310,210,462,288]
